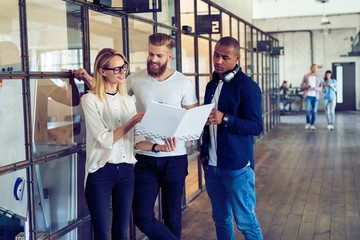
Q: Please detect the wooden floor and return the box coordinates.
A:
[181,111,360,240]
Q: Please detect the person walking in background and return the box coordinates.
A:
[81,48,176,240]
[200,36,263,240]
[323,70,337,130]
[300,64,323,130]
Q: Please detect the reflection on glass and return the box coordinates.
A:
[89,10,123,70]
[180,0,194,30]
[231,18,238,39]
[0,169,27,239]
[34,154,77,236]
[129,19,153,72]
[130,10,152,20]
[58,228,80,240]
[253,51,258,81]
[0,79,26,166]
[0,42,21,71]
[181,35,195,73]
[246,50,253,76]
[158,27,177,69]
[222,13,230,37]
[198,38,210,74]
[246,25,252,50]
[239,22,246,50]
[211,40,216,71]
[185,141,200,200]
[25,0,84,155]
[198,76,210,105]
[240,48,246,71]
[0,3,28,237]
[198,0,209,13]
[33,78,81,148]
[157,0,174,26]
[0,1,21,71]
[27,0,83,72]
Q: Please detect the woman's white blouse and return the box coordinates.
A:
[81,92,144,175]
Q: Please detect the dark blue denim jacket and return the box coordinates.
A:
[200,68,263,170]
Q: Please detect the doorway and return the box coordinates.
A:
[332,62,356,111]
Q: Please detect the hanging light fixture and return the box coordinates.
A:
[316,0,331,25]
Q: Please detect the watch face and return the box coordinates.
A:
[223,115,229,122]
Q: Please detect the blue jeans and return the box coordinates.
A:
[205,166,262,240]
[133,154,188,240]
[85,163,134,240]
[324,98,336,124]
[305,96,319,125]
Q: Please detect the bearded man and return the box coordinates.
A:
[127,33,197,240]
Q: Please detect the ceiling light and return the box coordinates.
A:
[321,16,331,25]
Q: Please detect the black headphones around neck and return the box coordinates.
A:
[212,64,240,83]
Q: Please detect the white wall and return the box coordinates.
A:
[270,28,360,110]
[253,14,360,32]
[211,0,253,23]
[253,0,360,20]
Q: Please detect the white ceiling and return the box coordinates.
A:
[253,0,360,19]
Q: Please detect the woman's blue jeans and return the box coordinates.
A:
[205,165,263,240]
[85,163,134,240]
[305,96,319,125]
[324,98,336,124]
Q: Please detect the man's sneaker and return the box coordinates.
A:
[327,125,332,130]
[330,124,334,130]
[305,124,311,129]
[310,125,316,130]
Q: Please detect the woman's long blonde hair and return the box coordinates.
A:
[90,48,129,101]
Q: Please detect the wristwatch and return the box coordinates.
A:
[222,114,230,127]
[151,143,160,153]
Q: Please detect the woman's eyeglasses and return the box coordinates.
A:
[102,63,128,75]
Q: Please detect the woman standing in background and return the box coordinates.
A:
[323,70,337,130]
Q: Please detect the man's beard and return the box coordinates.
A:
[147,61,167,78]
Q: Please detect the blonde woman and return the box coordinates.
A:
[81,48,176,240]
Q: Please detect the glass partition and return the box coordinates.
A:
[157,0,175,26]
[0,1,21,71]
[157,27,177,70]
[198,37,210,74]
[0,79,26,166]
[209,6,221,40]
[185,145,200,199]
[222,13,230,36]
[239,21,246,52]
[240,48,247,71]
[32,78,83,156]
[26,0,83,72]
[180,0,194,31]
[231,17,238,39]
[128,19,153,72]
[198,75,210,106]
[25,0,85,155]
[0,169,26,239]
[34,154,77,236]
[181,35,195,73]
[89,10,124,70]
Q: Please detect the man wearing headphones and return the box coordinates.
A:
[200,37,263,240]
